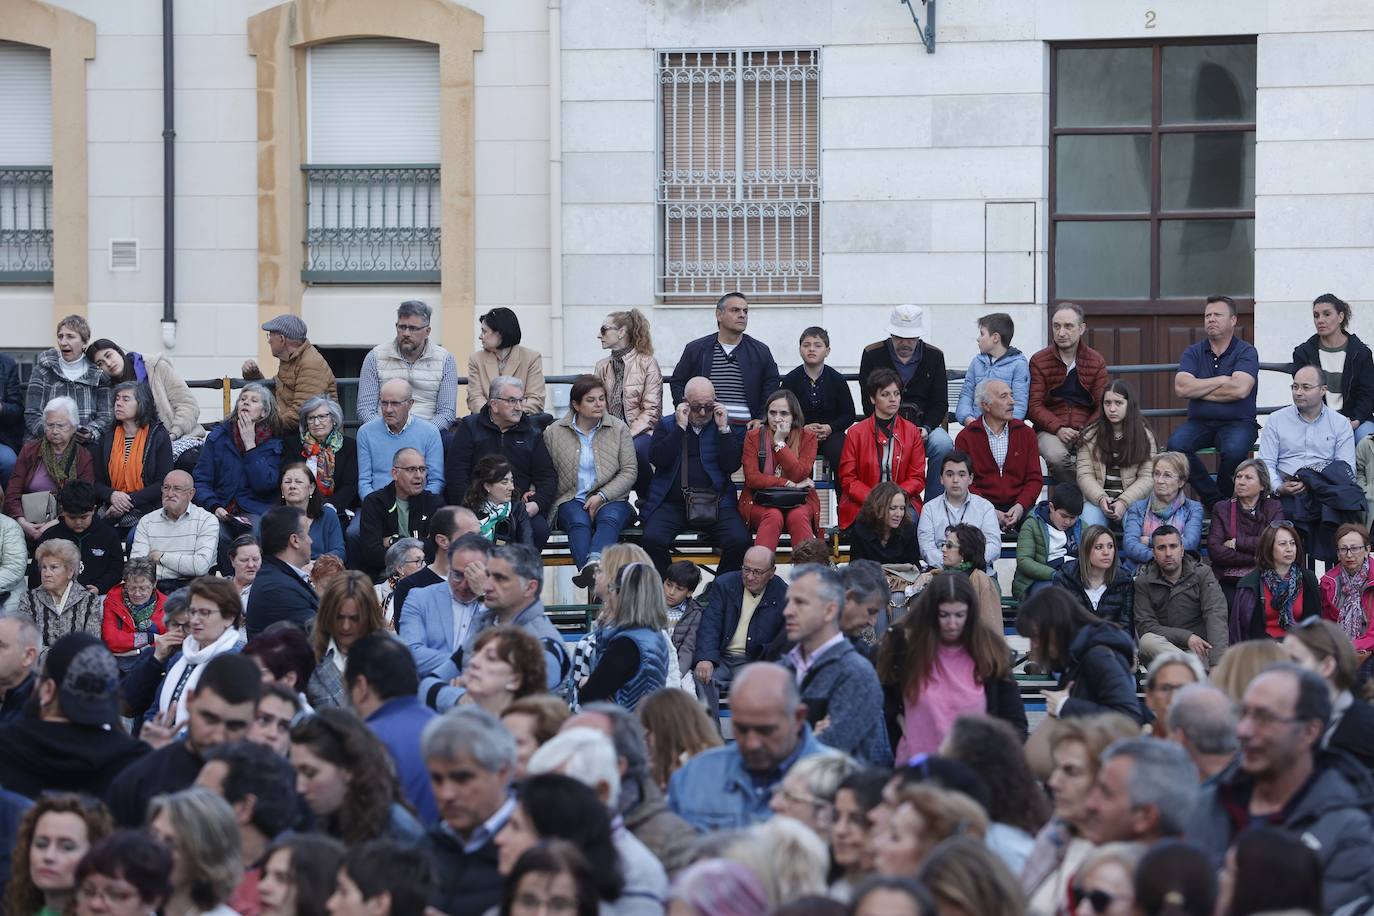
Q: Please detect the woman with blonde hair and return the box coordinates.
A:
[7,794,114,916]
[917,837,1023,916]
[723,816,829,910]
[870,785,988,878]
[1209,640,1287,703]
[501,694,572,778]
[147,787,243,916]
[636,688,722,789]
[595,308,661,499]
[1121,451,1202,574]
[306,571,385,709]
[1070,843,1146,916]
[581,561,670,709]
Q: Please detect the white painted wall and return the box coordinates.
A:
[13,0,1373,427]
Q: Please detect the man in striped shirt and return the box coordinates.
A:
[668,292,780,449]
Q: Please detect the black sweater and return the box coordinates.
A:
[858,339,949,429]
[781,365,857,432]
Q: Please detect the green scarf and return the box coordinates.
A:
[479,501,512,541]
[39,440,76,489]
[125,591,158,628]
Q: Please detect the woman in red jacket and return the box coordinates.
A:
[740,390,819,551]
[838,368,926,531]
[101,556,166,673]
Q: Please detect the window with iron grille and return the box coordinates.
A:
[0,40,53,284]
[657,49,820,304]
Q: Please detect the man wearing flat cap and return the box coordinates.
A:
[242,315,338,427]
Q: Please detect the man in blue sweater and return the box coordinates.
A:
[780,565,890,766]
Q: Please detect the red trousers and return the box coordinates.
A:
[746,504,817,551]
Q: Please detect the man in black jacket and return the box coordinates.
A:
[106,653,262,827]
[360,448,444,580]
[0,633,148,798]
[29,480,124,594]
[422,706,515,916]
[692,545,788,724]
[668,292,780,449]
[857,305,953,498]
[0,353,22,487]
[444,377,556,549]
[244,506,318,638]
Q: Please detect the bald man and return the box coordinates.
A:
[641,376,751,577]
[668,663,824,830]
[692,545,788,725]
[131,469,219,590]
[355,378,445,501]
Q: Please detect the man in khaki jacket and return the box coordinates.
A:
[1133,525,1228,668]
[242,315,338,427]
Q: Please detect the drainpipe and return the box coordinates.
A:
[548,0,563,376]
[160,0,177,349]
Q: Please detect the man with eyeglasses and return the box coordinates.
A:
[356,379,446,502]
[692,545,787,725]
[131,470,217,592]
[1258,363,1361,562]
[356,300,458,428]
[358,448,445,580]
[1187,663,1374,911]
[444,376,557,551]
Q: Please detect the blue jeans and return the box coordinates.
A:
[923,428,955,501]
[557,498,633,569]
[1078,501,1109,531]
[1166,418,1257,509]
[1356,420,1374,443]
[0,444,15,490]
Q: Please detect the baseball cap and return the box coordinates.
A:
[43,633,120,726]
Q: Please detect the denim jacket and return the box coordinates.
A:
[668,724,825,831]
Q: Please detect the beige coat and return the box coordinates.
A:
[542,412,638,515]
[595,349,663,437]
[1076,425,1157,506]
[143,353,205,440]
[467,345,546,415]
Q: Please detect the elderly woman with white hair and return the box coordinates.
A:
[4,397,97,541]
[281,395,358,517]
[767,751,862,839]
[17,538,102,654]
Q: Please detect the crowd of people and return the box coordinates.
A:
[0,290,1370,915]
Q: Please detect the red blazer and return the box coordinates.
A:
[837,414,926,530]
[101,584,167,655]
[954,418,1042,513]
[740,426,820,534]
[1027,342,1108,434]
[3,439,96,520]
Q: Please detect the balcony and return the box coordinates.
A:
[0,167,54,284]
[302,164,440,283]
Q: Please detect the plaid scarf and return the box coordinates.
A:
[1262,565,1302,631]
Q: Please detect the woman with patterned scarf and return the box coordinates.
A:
[101,556,166,674]
[3,396,96,541]
[594,309,662,498]
[463,454,532,546]
[1231,521,1321,642]
[1321,523,1374,656]
[1120,451,1203,574]
[283,396,358,517]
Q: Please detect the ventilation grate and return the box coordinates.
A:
[109,238,139,271]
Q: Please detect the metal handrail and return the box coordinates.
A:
[186,360,1294,426]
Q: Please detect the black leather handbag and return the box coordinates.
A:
[680,435,719,528]
[752,436,807,509]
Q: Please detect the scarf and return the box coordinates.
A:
[304,428,344,496]
[944,560,976,575]
[1335,560,1369,643]
[108,424,149,493]
[39,439,77,489]
[479,500,512,541]
[1141,492,1186,542]
[124,589,158,629]
[159,625,243,726]
[608,348,631,421]
[231,419,273,453]
[1262,566,1302,631]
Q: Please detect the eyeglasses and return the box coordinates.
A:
[161,485,191,493]
[1337,543,1369,555]
[492,395,526,405]
[741,565,773,576]
[166,619,192,632]
[599,325,620,335]
[305,413,334,424]
[187,607,221,619]
[379,399,413,409]
[1269,520,1296,530]
[1071,886,1117,915]
[395,465,428,474]
[688,401,716,413]
[395,323,429,333]
[77,882,139,906]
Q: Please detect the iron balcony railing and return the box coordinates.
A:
[301,164,440,283]
[0,166,54,284]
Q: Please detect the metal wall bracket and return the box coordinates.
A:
[899,0,936,53]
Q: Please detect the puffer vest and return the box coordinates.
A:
[594,625,669,711]
[374,339,451,421]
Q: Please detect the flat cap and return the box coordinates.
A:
[261,314,308,341]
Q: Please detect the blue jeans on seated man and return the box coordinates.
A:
[641,500,750,578]
[557,497,633,570]
[1355,420,1374,443]
[1166,419,1258,510]
[0,444,15,490]
[923,428,955,500]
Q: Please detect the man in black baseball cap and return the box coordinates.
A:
[0,632,148,798]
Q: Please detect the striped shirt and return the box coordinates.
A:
[710,342,750,423]
[130,503,219,580]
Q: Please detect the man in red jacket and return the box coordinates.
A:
[1028,304,1108,483]
[955,378,1042,530]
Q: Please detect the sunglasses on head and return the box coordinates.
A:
[1072,885,1117,915]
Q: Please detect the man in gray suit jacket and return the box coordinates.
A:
[399,534,493,687]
